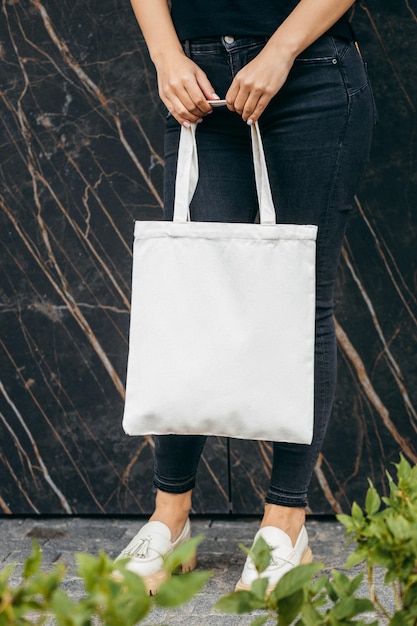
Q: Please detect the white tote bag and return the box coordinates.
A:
[123,122,317,444]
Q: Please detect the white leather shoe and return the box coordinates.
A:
[116,519,196,595]
[235,525,312,595]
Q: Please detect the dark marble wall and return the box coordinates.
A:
[0,0,416,515]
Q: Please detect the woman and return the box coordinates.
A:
[119,0,374,595]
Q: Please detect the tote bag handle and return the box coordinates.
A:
[173,122,276,225]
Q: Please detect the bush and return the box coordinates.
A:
[1,455,416,625]
[338,454,417,625]
[215,539,377,625]
[215,455,417,625]
[0,535,210,625]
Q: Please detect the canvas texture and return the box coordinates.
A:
[123,123,317,443]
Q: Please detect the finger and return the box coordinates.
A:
[171,82,209,117]
[195,71,221,105]
[244,94,271,125]
[160,76,210,118]
[228,82,260,117]
[173,65,218,116]
[184,84,214,116]
[240,90,263,121]
[235,88,257,117]
[226,76,260,115]
[164,93,204,126]
[184,71,221,116]
[225,82,239,112]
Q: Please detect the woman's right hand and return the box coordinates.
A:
[155,51,219,126]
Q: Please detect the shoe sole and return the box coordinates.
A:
[234,546,313,595]
[144,552,198,596]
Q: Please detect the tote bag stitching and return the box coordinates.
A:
[123,122,317,444]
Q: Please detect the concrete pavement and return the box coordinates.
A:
[0,517,393,624]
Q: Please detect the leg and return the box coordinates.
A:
[261,35,374,539]
[150,434,206,540]
[236,34,374,591]
[117,436,203,593]
[121,41,258,587]
[153,37,261,535]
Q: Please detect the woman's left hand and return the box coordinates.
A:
[225,44,295,124]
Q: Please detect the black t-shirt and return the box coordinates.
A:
[171,1,352,41]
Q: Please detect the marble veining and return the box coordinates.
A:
[0,0,416,514]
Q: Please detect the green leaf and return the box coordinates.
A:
[163,535,203,574]
[250,616,269,626]
[386,514,412,541]
[365,484,381,516]
[396,454,412,482]
[404,581,417,608]
[76,551,99,573]
[214,591,245,614]
[244,536,273,575]
[308,574,328,597]
[336,513,355,532]
[0,563,16,590]
[270,562,323,602]
[75,553,153,625]
[354,598,376,615]
[104,590,151,626]
[76,552,104,592]
[23,541,42,579]
[25,565,66,600]
[332,596,374,620]
[50,590,80,626]
[277,589,304,626]
[113,566,148,599]
[251,577,269,600]
[107,569,151,623]
[351,501,364,523]
[389,609,417,626]
[300,601,323,625]
[330,569,366,598]
[347,572,365,595]
[122,599,152,624]
[155,570,211,608]
[214,590,266,614]
[344,548,367,569]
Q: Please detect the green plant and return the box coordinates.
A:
[338,454,417,626]
[215,454,417,625]
[1,455,416,625]
[0,536,210,625]
[215,535,376,625]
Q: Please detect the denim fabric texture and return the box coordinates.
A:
[154,34,375,507]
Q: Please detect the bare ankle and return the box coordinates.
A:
[149,489,192,541]
[260,504,306,545]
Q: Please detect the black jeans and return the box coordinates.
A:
[154,34,375,507]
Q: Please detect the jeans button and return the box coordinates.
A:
[224,35,235,44]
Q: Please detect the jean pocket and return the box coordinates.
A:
[294,36,339,65]
[333,38,369,97]
[294,55,338,66]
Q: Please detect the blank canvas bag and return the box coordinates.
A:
[123,122,317,444]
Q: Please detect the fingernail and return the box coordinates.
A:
[247,118,254,126]
[183,121,191,128]
[196,118,203,124]
[211,93,220,100]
